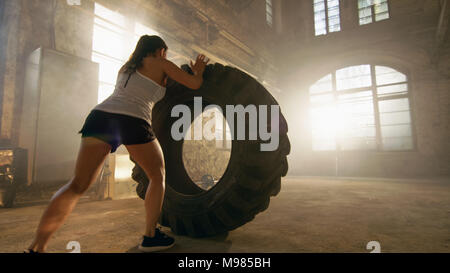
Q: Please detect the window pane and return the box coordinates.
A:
[328,16,341,32]
[314,3,326,13]
[376,66,406,85]
[379,98,410,112]
[382,136,413,151]
[375,11,389,21]
[379,98,413,151]
[359,0,389,25]
[310,94,334,104]
[94,3,126,27]
[93,24,129,60]
[358,0,374,9]
[336,65,372,90]
[359,15,373,25]
[374,1,388,14]
[327,0,339,8]
[310,74,333,94]
[377,83,408,97]
[374,0,389,21]
[314,0,327,36]
[314,0,341,36]
[380,111,411,125]
[310,105,338,151]
[266,0,273,25]
[381,124,412,138]
[92,53,122,85]
[314,0,325,7]
[327,0,340,31]
[94,17,127,36]
[328,5,340,16]
[315,23,327,36]
[359,7,373,22]
[338,91,376,150]
[309,64,413,152]
[92,3,129,104]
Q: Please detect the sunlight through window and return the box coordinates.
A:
[358,0,390,25]
[92,3,160,103]
[266,0,273,27]
[309,65,413,151]
[314,0,341,36]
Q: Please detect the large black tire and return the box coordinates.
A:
[131,63,290,237]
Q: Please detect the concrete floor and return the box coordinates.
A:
[0,176,449,253]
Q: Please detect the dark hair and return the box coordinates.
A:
[120,35,168,74]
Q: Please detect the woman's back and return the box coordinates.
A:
[138,57,168,87]
[93,70,166,126]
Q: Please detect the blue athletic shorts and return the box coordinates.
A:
[78,110,156,153]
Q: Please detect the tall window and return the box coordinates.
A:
[358,0,389,25]
[92,3,160,103]
[266,0,273,27]
[313,0,341,36]
[309,65,414,151]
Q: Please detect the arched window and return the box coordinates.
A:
[309,64,414,151]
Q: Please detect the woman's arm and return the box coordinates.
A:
[162,54,209,90]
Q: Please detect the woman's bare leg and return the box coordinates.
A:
[28,137,111,252]
[125,139,165,238]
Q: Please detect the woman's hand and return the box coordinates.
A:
[162,57,206,90]
[190,54,209,76]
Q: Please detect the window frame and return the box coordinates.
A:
[358,0,391,26]
[308,64,417,152]
[91,2,190,103]
[266,0,273,27]
[92,3,140,103]
[313,0,342,36]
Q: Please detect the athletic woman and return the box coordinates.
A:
[26,35,209,253]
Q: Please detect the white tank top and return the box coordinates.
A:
[93,70,166,125]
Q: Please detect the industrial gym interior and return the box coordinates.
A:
[0,0,449,253]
